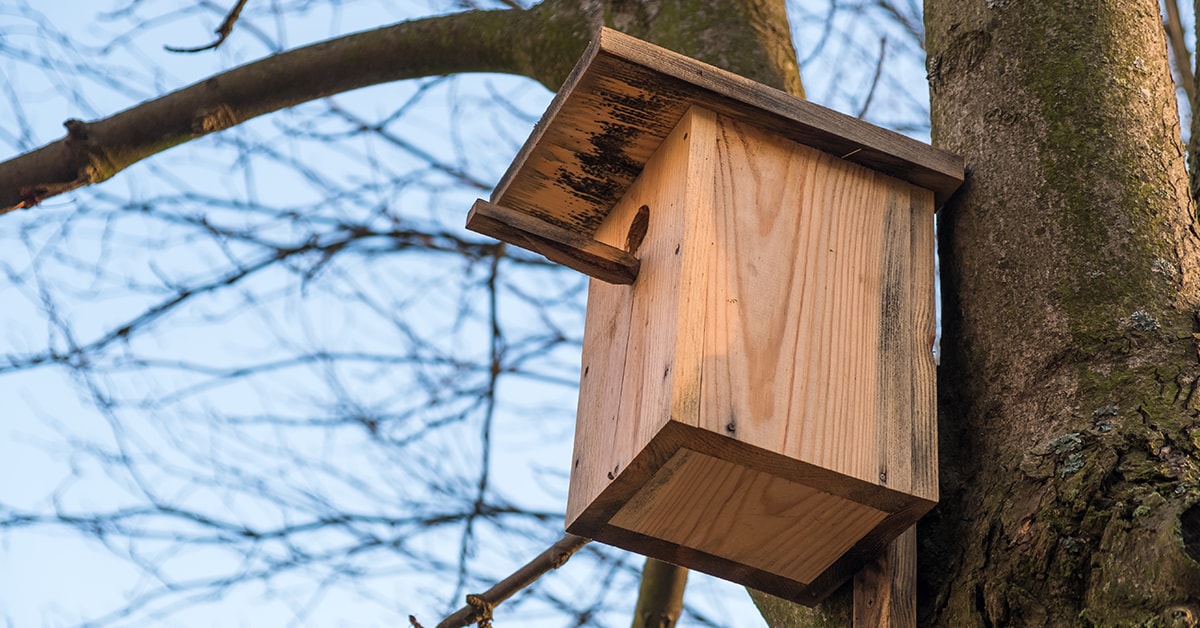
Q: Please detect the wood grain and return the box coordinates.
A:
[693,113,936,498]
[566,107,711,527]
[853,527,917,627]
[575,420,933,605]
[610,448,888,585]
[876,188,937,500]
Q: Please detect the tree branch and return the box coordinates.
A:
[433,533,589,628]
[165,0,252,53]
[0,1,595,215]
[1163,0,1195,106]
[632,558,688,628]
[856,37,888,119]
[1190,0,1200,206]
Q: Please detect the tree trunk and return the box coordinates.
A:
[632,558,689,627]
[601,0,803,97]
[925,0,1200,624]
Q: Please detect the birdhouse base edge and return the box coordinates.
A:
[565,420,935,606]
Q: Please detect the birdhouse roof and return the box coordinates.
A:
[490,28,964,237]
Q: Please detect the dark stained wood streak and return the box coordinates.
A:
[853,528,918,627]
[488,27,963,244]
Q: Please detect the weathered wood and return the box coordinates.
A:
[488,26,963,243]
[464,21,956,609]
[564,107,939,605]
[570,422,930,605]
[466,199,640,284]
[565,105,707,526]
[853,528,917,627]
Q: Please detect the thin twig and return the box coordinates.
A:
[166,0,251,53]
[434,534,590,628]
[872,0,923,49]
[1163,0,1195,106]
[857,37,888,119]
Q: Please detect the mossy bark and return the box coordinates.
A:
[927,0,1200,624]
[600,0,803,97]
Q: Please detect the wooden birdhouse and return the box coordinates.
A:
[466,28,963,605]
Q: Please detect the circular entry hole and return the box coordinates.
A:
[625,205,650,254]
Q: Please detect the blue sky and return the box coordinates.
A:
[0,0,1079,624]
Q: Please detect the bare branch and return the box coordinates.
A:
[1188,0,1200,205]
[0,1,594,214]
[1164,0,1196,107]
[434,534,590,628]
[165,0,252,53]
[856,37,887,119]
[632,558,688,628]
[871,0,923,49]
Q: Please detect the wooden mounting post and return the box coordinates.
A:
[853,527,917,627]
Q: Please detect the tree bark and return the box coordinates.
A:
[1191,0,1200,203]
[600,0,803,97]
[926,0,1200,624]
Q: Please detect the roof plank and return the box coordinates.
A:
[488,27,963,238]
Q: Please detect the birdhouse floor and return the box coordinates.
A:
[568,418,931,604]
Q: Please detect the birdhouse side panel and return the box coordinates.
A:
[566,275,634,527]
[566,107,717,529]
[613,108,720,460]
[874,182,937,500]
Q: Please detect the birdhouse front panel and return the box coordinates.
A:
[465,27,962,607]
